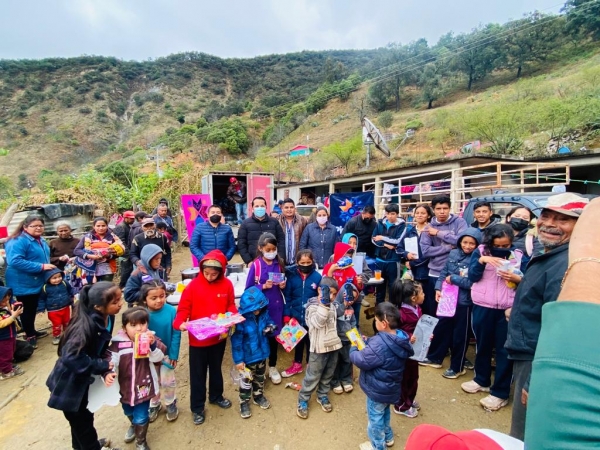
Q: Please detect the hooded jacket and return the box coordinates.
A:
[190,221,236,262]
[173,249,237,347]
[341,214,377,258]
[0,286,16,341]
[38,268,73,312]
[333,283,359,342]
[283,265,322,328]
[299,221,338,269]
[231,286,276,365]
[5,231,51,296]
[420,214,468,276]
[506,243,569,361]
[372,218,406,262]
[396,225,430,281]
[435,228,482,307]
[108,329,166,406]
[350,329,414,404]
[305,296,342,354]
[130,231,171,269]
[237,215,286,264]
[322,242,360,290]
[124,244,167,304]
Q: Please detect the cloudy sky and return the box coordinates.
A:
[0,0,563,61]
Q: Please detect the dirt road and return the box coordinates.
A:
[0,248,512,449]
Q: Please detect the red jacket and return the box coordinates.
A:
[173,249,237,347]
[322,242,361,291]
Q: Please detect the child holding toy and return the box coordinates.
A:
[231,286,277,419]
[245,232,286,384]
[0,286,24,380]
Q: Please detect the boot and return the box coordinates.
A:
[134,422,150,450]
[124,416,135,443]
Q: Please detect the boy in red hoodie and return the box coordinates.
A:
[173,249,237,426]
[322,242,363,292]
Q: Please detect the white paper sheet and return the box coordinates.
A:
[404,237,419,256]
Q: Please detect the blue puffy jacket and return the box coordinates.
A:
[350,329,414,404]
[231,286,276,365]
[283,266,322,328]
[5,232,51,296]
[190,221,236,262]
[299,222,338,269]
[396,225,430,280]
[38,268,73,312]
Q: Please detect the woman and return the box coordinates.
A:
[505,206,542,271]
[299,205,337,269]
[397,204,433,282]
[49,222,79,271]
[74,217,125,283]
[5,215,55,348]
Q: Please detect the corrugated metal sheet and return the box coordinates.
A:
[7,203,95,237]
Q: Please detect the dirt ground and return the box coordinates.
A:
[0,247,512,450]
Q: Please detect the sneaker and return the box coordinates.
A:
[166,401,179,422]
[418,358,442,369]
[281,362,303,378]
[98,438,111,448]
[148,403,162,423]
[480,394,509,411]
[317,396,332,413]
[209,397,232,409]
[412,400,421,410]
[252,395,271,410]
[35,330,49,339]
[52,336,61,345]
[461,380,490,394]
[361,298,370,307]
[386,438,395,447]
[442,368,467,379]
[12,366,24,376]
[240,401,251,419]
[393,405,418,418]
[359,442,374,450]
[464,358,474,370]
[0,370,16,380]
[296,401,308,419]
[332,385,344,395]
[342,383,353,393]
[27,337,38,350]
[268,366,282,385]
[192,410,205,425]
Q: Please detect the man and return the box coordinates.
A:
[371,203,406,304]
[190,205,236,263]
[277,198,308,266]
[128,211,150,248]
[341,205,377,258]
[227,177,247,225]
[154,204,178,243]
[130,217,172,277]
[505,192,589,441]
[113,210,136,288]
[238,196,285,265]
[420,195,468,317]
[471,201,501,230]
[151,197,173,217]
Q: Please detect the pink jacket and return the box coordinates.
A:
[470,245,522,310]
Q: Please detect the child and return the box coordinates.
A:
[350,302,414,450]
[231,286,277,419]
[297,277,342,419]
[245,232,286,384]
[0,286,24,380]
[173,249,237,426]
[47,281,123,450]
[156,222,172,246]
[281,249,322,378]
[38,268,74,345]
[107,307,166,450]
[420,229,481,378]
[124,244,167,307]
[330,280,360,394]
[390,279,425,418]
[462,224,523,412]
[322,241,362,291]
[141,281,181,423]
[342,232,373,314]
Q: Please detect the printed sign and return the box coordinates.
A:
[181,194,212,266]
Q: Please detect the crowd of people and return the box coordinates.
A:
[0,191,597,450]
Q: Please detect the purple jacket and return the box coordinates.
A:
[419,214,468,277]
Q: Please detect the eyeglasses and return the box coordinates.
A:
[27,225,44,229]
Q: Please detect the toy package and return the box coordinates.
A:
[269,272,285,284]
[276,318,307,352]
[437,281,459,317]
[134,333,151,359]
[187,313,245,342]
[346,327,366,350]
[211,312,246,328]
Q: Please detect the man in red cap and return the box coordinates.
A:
[114,210,136,288]
[227,177,247,226]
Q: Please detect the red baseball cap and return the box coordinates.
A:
[405,425,523,450]
[122,211,135,219]
[542,192,589,218]
[230,177,237,183]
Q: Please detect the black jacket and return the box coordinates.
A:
[505,243,569,361]
[130,232,172,269]
[342,215,377,258]
[113,222,132,256]
[237,215,285,264]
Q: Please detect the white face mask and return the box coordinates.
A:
[316,216,328,225]
[263,251,278,260]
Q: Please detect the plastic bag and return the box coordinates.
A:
[437,281,459,317]
[186,318,228,341]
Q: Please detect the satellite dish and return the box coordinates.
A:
[362,117,390,157]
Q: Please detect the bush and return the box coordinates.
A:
[405,119,424,130]
[79,106,92,114]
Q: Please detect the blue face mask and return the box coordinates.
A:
[254,207,266,218]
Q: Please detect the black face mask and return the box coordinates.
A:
[362,217,372,224]
[490,248,512,258]
[209,214,221,224]
[509,218,529,232]
[298,264,314,274]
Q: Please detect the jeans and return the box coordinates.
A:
[188,341,227,413]
[510,360,532,440]
[235,202,247,224]
[331,342,353,388]
[239,359,267,402]
[48,306,71,337]
[366,397,394,450]
[375,261,400,304]
[64,390,101,450]
[150,365,177,408]
[298,350,339,402]
[122,400,151,425]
